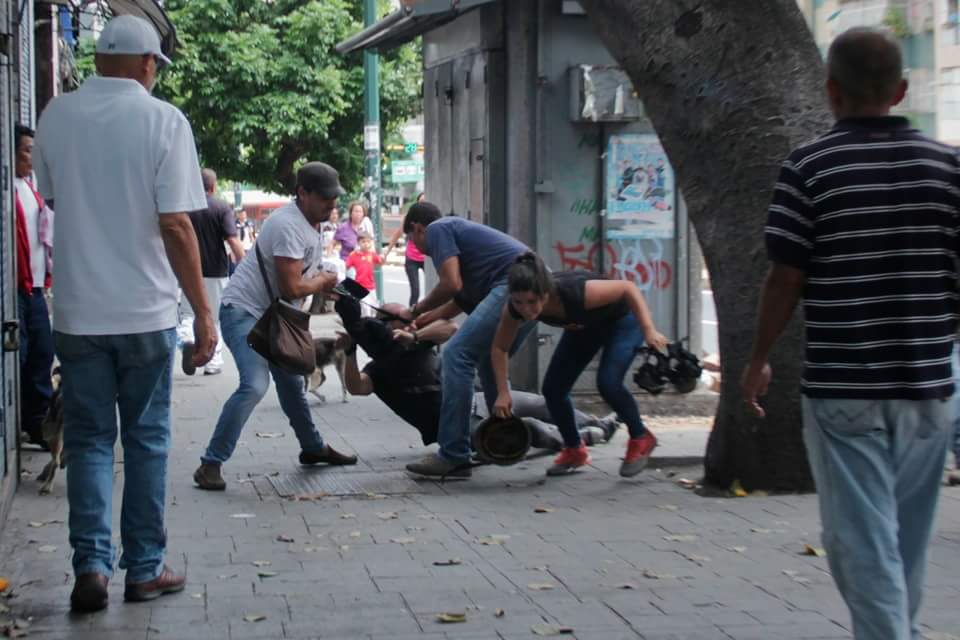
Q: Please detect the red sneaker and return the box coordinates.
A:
[620,432,657,477]
[547,443,590,476]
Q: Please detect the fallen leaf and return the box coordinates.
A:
[276,535,295,543]
[217,574,238,580]
[614,583,638,590]
[257,571,278,578]
[389,537,415,544]
[656,504,679,511]
[378,512,399,520]
[290,492,327,501]
[339,513,356,519]
[801,544,827,557]
[494,608,505,618]
[252,561,271,567]
[339,545,350,551]
[527,582,555,591]
[231,513,256,519]
[751,528,772,534]
[191,592,203,599]
[686,554,712,563]
[676,478,697,488]
[435,612,466,623]
[531,623,574,636]
[662,534,698,542]
[27,520,61,528]
[730,479,748,497]
[432,558,462,566]
[37,545,57,553]
[242,614,267,623]
[729,546,747,553]
[533,506,554,514]
[417,514,436,520]
[0,579,7,592]
[476,534,510,545]
[641,569,675,579]
[255,432,284,439]
[348,531,362,539]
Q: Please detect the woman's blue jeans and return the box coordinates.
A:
[542,312,648,448]
[201,304,325,465]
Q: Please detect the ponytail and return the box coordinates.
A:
[508,252,554,297]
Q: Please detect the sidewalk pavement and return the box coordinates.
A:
[0,346,958,640]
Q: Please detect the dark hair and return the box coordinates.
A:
[403,201,442,233]
[827,28,902,108]
[14,124,33,150]
[507,252,554,298]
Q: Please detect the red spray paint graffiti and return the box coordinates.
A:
[553,242,672,290]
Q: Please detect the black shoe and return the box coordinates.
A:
[71,573,109,613]
[194,463,226,490]
[299,445,357,466]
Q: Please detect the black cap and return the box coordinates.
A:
[297,162,346,199]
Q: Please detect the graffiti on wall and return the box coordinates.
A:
[554,238,672,292]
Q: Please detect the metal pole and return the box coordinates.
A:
[363,0,383,301]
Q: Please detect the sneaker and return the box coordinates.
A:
[70,573,108,613]
[124,565,186,602]
[546,444,590,476]
[406,452,472,478]
[299,445,358,466]
[181,343,196,376]
[580,426,606,446]
[599,413,622,442]
[620,432,657,477]
[193,463,226,491]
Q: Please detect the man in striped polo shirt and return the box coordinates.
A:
[742,28,959,640]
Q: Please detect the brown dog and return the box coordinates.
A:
[37,367,64,495]
[306,337,348,403]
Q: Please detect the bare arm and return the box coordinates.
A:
[491,304,524,417]
[383,227,403,259]
[227,236,246,263]
[337,332,374,395]
[274,256,337,300]
[413,299,463,328]
[583,279,668,350]
[741,263,805,417]
[411,256,462,317]
[393,319,459,346]
[159,213,215,365]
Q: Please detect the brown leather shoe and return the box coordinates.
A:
[299,444,357,466]
[194,463,226,491]
[124,565,186,602]
[71,573,108,612]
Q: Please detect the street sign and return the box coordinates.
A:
[364,125,380,151]
[390,159,424,183]
[403,142,418,154]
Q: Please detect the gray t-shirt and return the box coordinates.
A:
[425,217,528,309]
[222,201,321,318]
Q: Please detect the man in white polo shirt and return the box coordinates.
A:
[33,15,216,613]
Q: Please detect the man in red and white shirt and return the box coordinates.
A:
[14,124,54,449]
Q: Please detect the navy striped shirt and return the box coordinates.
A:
[766,116,960,399]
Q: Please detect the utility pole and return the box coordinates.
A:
[363,0,383,300]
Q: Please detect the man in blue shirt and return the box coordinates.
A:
[402,203,535,477]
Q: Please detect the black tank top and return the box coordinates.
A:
[508,270,629,327]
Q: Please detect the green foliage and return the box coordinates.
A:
[883,6,910,40]
[79,0,421,193]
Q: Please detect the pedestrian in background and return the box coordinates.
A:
[179,168,245,376]
[13,124,54,450]
[334,201,373,260]
[34,15,215,612]
[384,221,426,308]
[741,27,959,640]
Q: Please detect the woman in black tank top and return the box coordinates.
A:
[491,252,668,478]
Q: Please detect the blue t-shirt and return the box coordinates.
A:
[426,217,528,309]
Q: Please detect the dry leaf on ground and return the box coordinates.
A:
[432,558,462,566]
[27,520,61,528]
[276,535,295,543]
[390,537,415,544]
[290,492,327,501]
[378,512,399,520]
[527,582,555,591]
[494,608,505,617]
[534,506,554,514]
[663,534,697,542]
[0,579,8,592]
[257,571,278,578]
[435,612,466,623]
[230,513,256,519]
[475,534,510,545]
[614,583,638,590]
[191,593,203,599]
[531,623,574,636]
[242,614,267,623]
[801,544,826,557]
[730,479,748,497]
[641,569,674,579]
[255,432,284,439]
[656,505,679,511]
[37,545,57,553]
[252,561,271,567]
[339,513,356,519]
[729,546,747,553]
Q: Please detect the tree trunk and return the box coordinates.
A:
[578,0,833,491]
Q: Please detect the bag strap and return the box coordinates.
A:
[255,244,276,301]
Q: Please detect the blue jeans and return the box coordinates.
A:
[55,329,176,583]
[542,312,648,448]
[202,304,325,465]
[18,288,54,437]
[802,396,951,640]
[438,285,535,464]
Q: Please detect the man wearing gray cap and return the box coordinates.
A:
[194,162,357,492]
[33,15,215,612]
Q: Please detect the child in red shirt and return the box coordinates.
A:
[345,232,383,292]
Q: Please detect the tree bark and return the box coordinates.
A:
[578,0,833,490]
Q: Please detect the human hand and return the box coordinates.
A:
[492,393,513,419]
[392,329,415,346]
[645,329,669,352]
[740,361,772,418]
[192,312,218,368]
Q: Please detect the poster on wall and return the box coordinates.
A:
[606,134,675,239]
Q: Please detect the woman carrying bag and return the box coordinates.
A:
[193,163,358,492]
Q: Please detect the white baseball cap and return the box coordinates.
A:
[96,15,171,67]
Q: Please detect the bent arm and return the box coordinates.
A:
[159,213,210,316]
[491,305,523,399]
[227,236,246,263]
[414,299,462,328]
[275,256,336,300]
[344,352,374,396]
[384,227,403,258]
[415,319,459,345]
[412,256,462,316]
[747,263,805,367]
